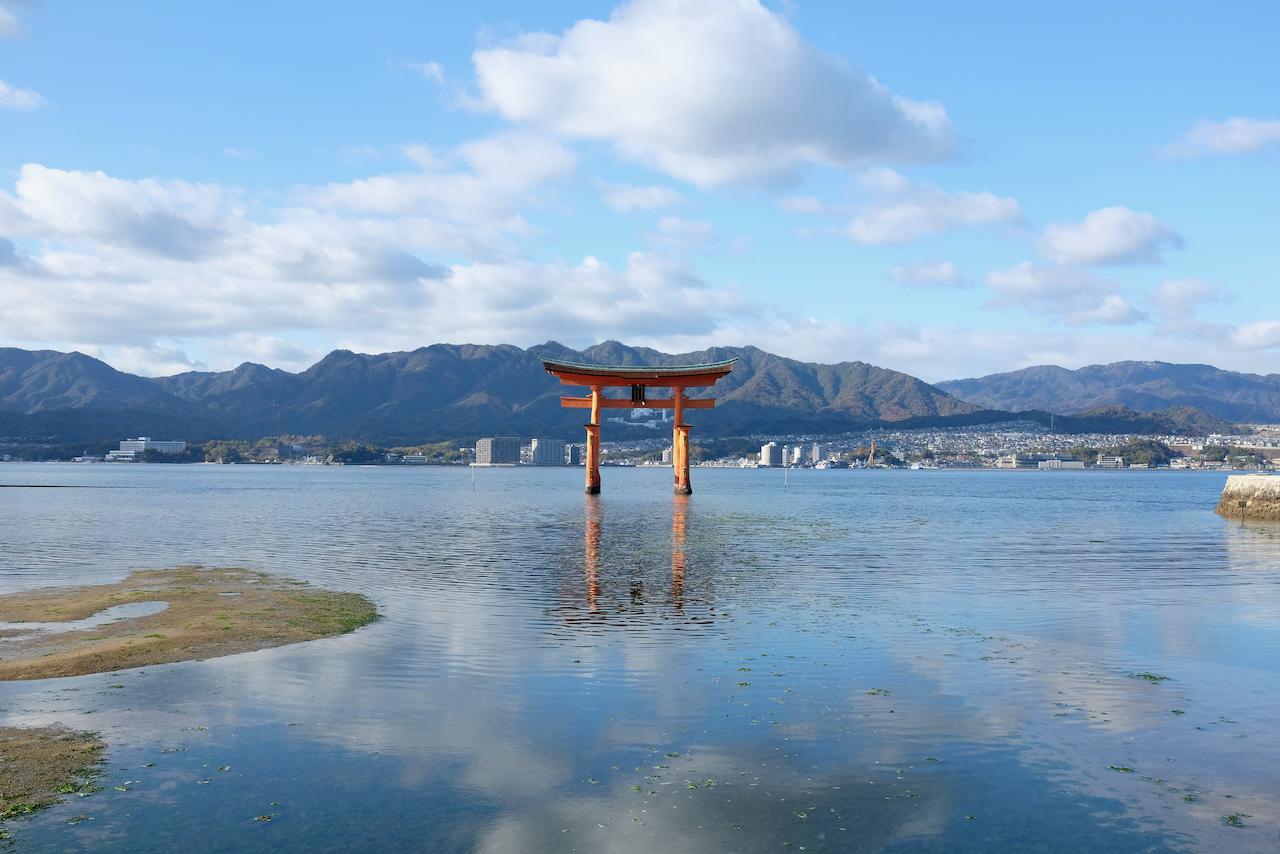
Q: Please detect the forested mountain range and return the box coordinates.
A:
[0,345,1245,445]
[939,361,1280,424]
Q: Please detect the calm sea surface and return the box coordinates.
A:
[1,463,1278,852]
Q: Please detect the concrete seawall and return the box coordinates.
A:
[1216,474,1280,521]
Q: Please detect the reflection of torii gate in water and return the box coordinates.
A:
[541,357,736,495]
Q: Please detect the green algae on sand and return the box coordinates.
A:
[0,725,105,834]
[0,566,378,680]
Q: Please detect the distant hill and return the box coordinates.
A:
[1,345,1248,445]
[939,361,1280,424]
[0,342,977,444]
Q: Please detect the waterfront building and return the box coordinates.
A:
[567,444,583,466]
[1038,459,1086,470]
[120,437,186,454]
[402,454,428,464]
[105,436,187,462]
[759,441,782,467]
[661,446,673,464]
[995,453,1020,469]
[530,437,567,466]
[475,437,521,465]
[1097,454,1125,469]
[789,445,804,466]
[811,442,824,464]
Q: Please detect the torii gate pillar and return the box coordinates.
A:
[585,387,602,494]
[673,389,691,495]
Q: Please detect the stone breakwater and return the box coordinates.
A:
[1216,474,1280,521]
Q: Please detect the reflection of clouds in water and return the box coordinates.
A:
[474,748,952,854]
[5,467,1280,850]
[883,614,1280,849]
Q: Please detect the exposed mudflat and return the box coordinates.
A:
[0,725,104,830]
[0,567,378,680]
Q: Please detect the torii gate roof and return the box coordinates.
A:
[540,357,736,387]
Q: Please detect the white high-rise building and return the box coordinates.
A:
[811,442,824,464]
[790,445,804,465]
[759,442,782,467]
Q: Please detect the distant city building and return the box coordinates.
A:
[567,444,584,466]
[401,454,428,464]
[1097,454,1125,469]
[811,442,824,464]
[789,445,804,465]
[661,446,673,464]
[122,437,186,454]
[995,453,1021,469]
[530,437,567,466]
[105,436,186,462]
[759,441,782,467]
[475,437,521,465]
[1038,458,1086,470]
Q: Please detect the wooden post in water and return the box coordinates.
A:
[585,386,602,495]
[673,388,691,495]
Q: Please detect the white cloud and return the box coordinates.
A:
[403,60,446,84]
[986,262,1145,326]
[887,259,965,287]
[1169,117,1280,157]
[847,168,1022,244]
[1228,320,1280,351]
[0,79,44,110]
[1038,206,1182,266]
[221,147,259,160]
[308,132,575,226]
[470,0,952,186]
[598,182,682,212]
[83,342,205,377]
[0,161,759,371]
[2,164,232,259]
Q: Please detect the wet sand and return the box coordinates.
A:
[0,567,378,680]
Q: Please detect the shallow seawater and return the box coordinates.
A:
[1,463,1278,852]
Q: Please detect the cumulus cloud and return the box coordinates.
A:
[1168,117,1280,157]
[308,132,575,227]
[2,164,231,259]
[887,259,965,287]
[1038,206,1182,266]
[986,262,1145,326]
[847,168,1022,244]
[0,160,760,370]
[1228,320,1280,351]
[0,79,44,110]
[470,0,952,186]
[598,182,683,212]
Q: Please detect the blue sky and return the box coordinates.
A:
[0,1,1277,380]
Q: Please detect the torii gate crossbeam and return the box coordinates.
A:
[541,357,736,495]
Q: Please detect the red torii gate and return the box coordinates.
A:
[541,357,736,495]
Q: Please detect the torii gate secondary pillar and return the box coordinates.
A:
[585,387,602,494]
[673,389,691,495]
[541,356,736,496]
